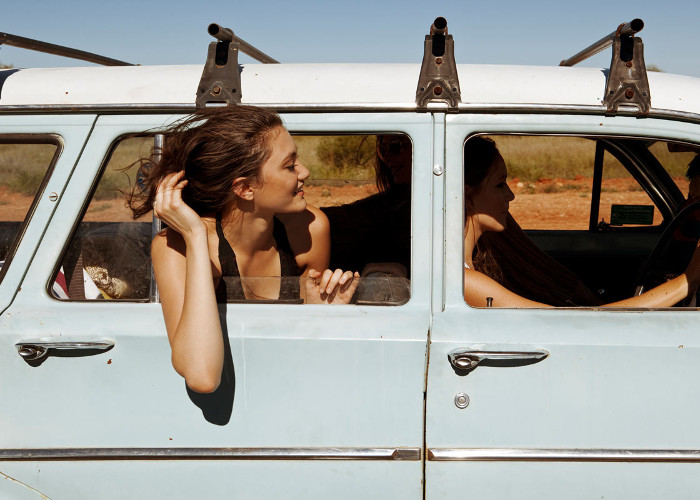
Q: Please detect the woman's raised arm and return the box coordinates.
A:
[152,171,224,393]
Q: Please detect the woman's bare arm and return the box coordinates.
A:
[152,172,223,393]
[464,242,700,308]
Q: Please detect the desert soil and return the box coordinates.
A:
[1,177,689,230]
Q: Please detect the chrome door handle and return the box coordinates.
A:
[448,349,549,372]
[16,340,114,361]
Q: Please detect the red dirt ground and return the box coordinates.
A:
[1,178,689,230]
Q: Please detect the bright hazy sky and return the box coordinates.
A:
[2,0,699,77]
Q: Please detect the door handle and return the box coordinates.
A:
[448,348,549,372]
[15,340,114,361]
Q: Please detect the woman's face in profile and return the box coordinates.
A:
[253,126,310,214]
[467,154,515,233]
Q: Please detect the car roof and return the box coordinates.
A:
[2,63,700,119]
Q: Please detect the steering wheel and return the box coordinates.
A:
[635,200,700,306]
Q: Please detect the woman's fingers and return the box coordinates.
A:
[323,269,346,294]
[155,172,189,215]
[304,269,359,304]
[318,269,333,293]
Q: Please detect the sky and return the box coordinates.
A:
[2,0,699,77]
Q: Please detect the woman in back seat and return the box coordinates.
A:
[129,106,358,393]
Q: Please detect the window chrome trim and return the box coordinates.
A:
[428,448,700,462]
[0,103,699,124]
[0,447,421,461]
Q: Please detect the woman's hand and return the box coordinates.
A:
[153,171,206,241]
[305,268,360,304]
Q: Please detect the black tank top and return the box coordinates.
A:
[214,214,301,303]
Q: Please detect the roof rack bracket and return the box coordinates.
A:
[559,18,650,116]
[604,30,651,115]
[196,26,242,107]
[196,24,279,108]
[416,17,461,111]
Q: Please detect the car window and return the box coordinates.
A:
[598,147,662,228]
[0,138,60,284]
[304,134,411,305]
[647,141,700,204]
[491,135,595,230]
[489,135,663,231]
[52,133,412,306]
[52,136,154,300]
[464,133,700,308]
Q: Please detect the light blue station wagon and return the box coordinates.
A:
[2,18,700,500]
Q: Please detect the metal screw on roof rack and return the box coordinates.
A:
[415,17,462,111]
[0,32,134,66]
[196,23,279,108]
[559,18,650,116]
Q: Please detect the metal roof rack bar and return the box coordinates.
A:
[196,23,279,107]
[207,24,279,64]
[0,32,134,66]
[415,17,461,111]
[560,18,650,116]
[559,19,644,68]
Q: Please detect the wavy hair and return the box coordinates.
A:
[129,105,283,219]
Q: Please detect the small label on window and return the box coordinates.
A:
[610,204,654,226]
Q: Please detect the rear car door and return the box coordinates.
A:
[426,112,700,499]
[0,112,432,499]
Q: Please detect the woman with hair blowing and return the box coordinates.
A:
[463,136,700,308]
[130,106,358,393]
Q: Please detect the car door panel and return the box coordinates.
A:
[0,113,432,499]
[426,113,700,499]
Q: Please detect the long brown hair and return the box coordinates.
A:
[129,105,283,218]
[463,136,504,281]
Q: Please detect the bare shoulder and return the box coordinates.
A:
[278,205,328,233]
[151,227,187,262]
[279,206,329,244]
[277,206,330,270]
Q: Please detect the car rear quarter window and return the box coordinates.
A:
[52,136,153,300]
[0,138,60,284]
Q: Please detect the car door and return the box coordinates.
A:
[0,112,432,499]
[426,112,700,499]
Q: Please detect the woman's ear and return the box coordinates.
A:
[232,177,254,201]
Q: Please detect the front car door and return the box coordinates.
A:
[427,112,700,499]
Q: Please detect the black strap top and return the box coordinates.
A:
[214,214,301,302]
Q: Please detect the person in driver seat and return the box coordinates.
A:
[463,137,700,308]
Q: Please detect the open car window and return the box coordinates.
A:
[464,133,700,308]
[52,133,412,306]
[302,134,412,306]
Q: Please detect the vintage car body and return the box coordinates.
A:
[2,20,700,499]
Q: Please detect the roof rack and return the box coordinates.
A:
[196,23,279,107]
[0,32,134,66]
[560,18,650,115]
[415,17,461,111]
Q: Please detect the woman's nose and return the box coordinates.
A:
[506,184,515,201]
[297,162,310,181]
